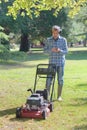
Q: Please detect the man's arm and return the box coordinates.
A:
[56,38,68,55]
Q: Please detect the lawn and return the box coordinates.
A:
[0,47,87,130]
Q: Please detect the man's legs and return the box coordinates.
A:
[46,75,53,95]
[57,66,64,100]
[46,65,56,96]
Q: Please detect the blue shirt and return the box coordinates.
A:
[44,36,68,66]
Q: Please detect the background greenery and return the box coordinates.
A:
[0,1,87,52]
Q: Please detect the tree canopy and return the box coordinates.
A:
[0,0,87,51]
[67,4,87,43]
[1,0,86,19]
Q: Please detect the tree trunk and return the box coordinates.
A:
[83,40,87,47]
[20,32,29,52]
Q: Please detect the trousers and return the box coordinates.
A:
[46,66,64,92]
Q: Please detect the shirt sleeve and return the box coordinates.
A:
[59,38,68,55]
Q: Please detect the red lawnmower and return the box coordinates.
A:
[16,64,56,119]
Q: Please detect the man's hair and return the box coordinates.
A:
[52,25,62,33]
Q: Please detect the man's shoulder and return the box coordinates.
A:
[47,36,67,42]
[59,36,67,42]
[59,36,66,40]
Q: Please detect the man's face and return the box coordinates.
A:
[52,30,59,40]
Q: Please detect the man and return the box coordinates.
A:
[44,25,68,101]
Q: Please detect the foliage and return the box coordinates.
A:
[0,26,3,30]
[0,26,9,41]
[0,26,10,49]
[10,51,28,61]
[0,32,9,41]
[0,43,27,61]
[0,44,10,60]
[0,0,69,52]
[0,1,16,33]
[67,21,85,43]
[34,9,68,38]
[0,0,87,52]
[6,0,87,19]
[67,5,87,43]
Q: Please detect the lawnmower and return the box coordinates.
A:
[16,64,56,119]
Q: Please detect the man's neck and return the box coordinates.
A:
[53,36,60,41]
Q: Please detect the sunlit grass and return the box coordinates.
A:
[0,47,87,130]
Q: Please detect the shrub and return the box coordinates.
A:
[10,51,28,61]
[0,44,10,60]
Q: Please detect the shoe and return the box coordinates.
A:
[58,97,63,101]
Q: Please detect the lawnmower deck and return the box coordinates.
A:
[20,107,50,118]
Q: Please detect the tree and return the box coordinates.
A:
[1,0,86,51]
[34,9,68,38]
[67,5,87,45]
[0,1,16,33]
[0,0,71,52]
[17,8,69,51]
[6,0,87,19]
[0,1,38,52]
[75,5,87,46]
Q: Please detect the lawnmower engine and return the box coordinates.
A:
[16,90,52,119]
[26,93,44,110]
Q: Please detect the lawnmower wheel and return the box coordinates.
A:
[42,110,47,120]
[16,107,21,118]
[49,103,53,112]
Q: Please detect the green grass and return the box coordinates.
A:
[0,47,87,130]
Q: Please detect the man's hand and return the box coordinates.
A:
[56,48,61,52]
[51,47,61,52]
[51,47,57,52]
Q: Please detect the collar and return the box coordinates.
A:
[52,35,60,41]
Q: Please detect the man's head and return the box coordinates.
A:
[52,25,61,40]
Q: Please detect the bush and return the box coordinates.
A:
[0,44,10,60]
[10,51,28,61]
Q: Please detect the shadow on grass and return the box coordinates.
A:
[0,107,16,117]
[68,97,87,106]
[0,52,48,69]
[0,107,44,122]
[77,83,87,87]
[10,51,48,62]
[66,50,87,60]
[10,117,44,122]
[0,61,37,70]
[10,117,33,122]
[73,124,87,130]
